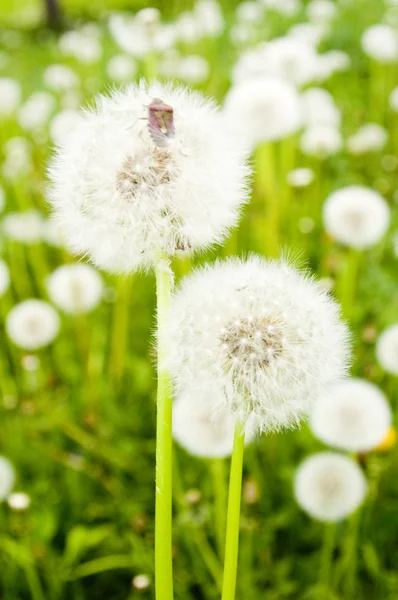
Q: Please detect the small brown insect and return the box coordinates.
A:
[147,98,175,147]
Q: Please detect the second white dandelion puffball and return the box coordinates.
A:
[48,81,249,274]
[294,452,367,522]
[6,299,60,350]
[166,256,350,434]
[376,325,398,375]
[47,264,103,314]
[323,186,390,249]
[310,378,392,452]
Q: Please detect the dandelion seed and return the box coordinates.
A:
[294,452,367,522]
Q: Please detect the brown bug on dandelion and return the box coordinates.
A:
[147,98,175,147]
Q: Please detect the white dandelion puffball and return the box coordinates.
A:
[6,300,61,350]
[0,260,10,296]
[300,124,342,157]
[376,325,398,375]
[47,264,103,314]
[310,379,392,452]
[361,24,398,63]
[166,256,350,434]
[0,456,15,501]
[2,210,45,244]
[390,87,398,112]
[224,78,302,150]
[43,64,80,91]
[294,452,367,522]
[0,77,21,116]
[323,186,390,249]
[346,123,388,155]
[287,168,314,188]
[173,392,254,458]
[48,81,250,273]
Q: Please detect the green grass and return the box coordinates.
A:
[0,1,398,599]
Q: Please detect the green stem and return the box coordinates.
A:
[255,142,279,257]
[155,259,174,600]
[320,523,336,589]
[337,249,360,321]
[221,422,245,600]
[211,458,227,560]
[343,510,361,598]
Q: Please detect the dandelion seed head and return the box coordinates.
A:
[310,378,392,452]
[48,81,250,273]
[376,324,398,375]
[294,452,367,522]
[0,456,15,501]
[167,256,350,434]
[323,185,390,249]
[6,299,60,350]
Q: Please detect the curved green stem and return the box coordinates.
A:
[155,259,174,600]
[221,422,245,600]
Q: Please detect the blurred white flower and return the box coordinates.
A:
[6,299,60,350]
[320,50,351,74]
[175,12,202,44]
[0,77,21,116]
[0,456,15,501]
[389,87,398,111]
[2,210,44,244]
[0,186,5,212]
[230,23,255,46]
[166,256,350,434]
[224,78,302,150]
[323,186,390,249]
[0,260,10,296]
[173,392,254,458]
[235,1,264,23]
[262,0,300,16]
[106,55,137,82]
[301,87,341,127]
[7,492,31,510]
[287,168,314,187]
[2,137,32,180]
[346,123,388,155]
[47,264,103,314]
[43,64,80,91]
[307,0,337,23]
[294,452,367,522]
[132,575,151,591]
[298,217,315,233]
[109,12,175,57]
[233,38,321,88]
[194,0,225,37]
[376,325,398,375]
[310,378,392,452]
[49,81,250,273]
[300,124,342,157]
[17,91,56,131]
[59,28,102,64]
[159,52,209,84]
[50,109,84,144]
[361,24,398,63]
[287,23,326,47]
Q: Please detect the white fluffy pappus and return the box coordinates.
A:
[0,456,15,501]
[376,324,398,375]
[323,186,391,249]
[346,123,388,155]
[0,259,10,297]
[47,263,104,314]
[6,299,61,350]
[294,452,367,522]
[224,78,302,150]
[310,378,392,452]
[361,24,398,63]
[166,256,350,434]
[0,77,21,116]
[173,391,255,458]
[48,81,250,274]
[300,124,342,157]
